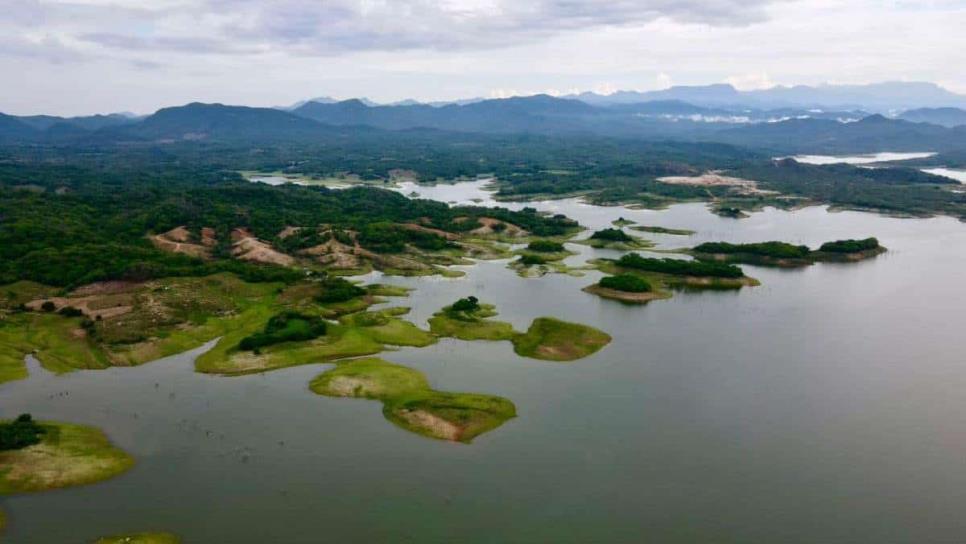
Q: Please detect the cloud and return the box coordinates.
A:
[1,0,789,61]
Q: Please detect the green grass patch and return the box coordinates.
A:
[428,302,516,341]
[0,421,133,494]
[631,225,695,236]
[511,317,611,362]
[310,357,516,443]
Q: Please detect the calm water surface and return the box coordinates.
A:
[3,184,966,543]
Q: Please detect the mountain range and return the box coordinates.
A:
[2,81,966,154]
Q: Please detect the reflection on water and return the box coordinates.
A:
[790,152,936,165]
[4,185,966,543]
[922,167,966,184]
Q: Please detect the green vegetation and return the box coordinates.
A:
[238,311,327,351]
[0,414,46,450]
[94,533,181,544]
[599,274,652,293]
[590,228,633,242]
[310,357,516,443]
[196,305,436,375]
[818,237,880,253]
[429,299,516,341]
[612,217,636,227]
[511,318,611,362]
[365,284,412,297]
[694,241,811,259]
[631,225,695,236]
[526,240,566,253]
[616,253,745,278]
[316,277,367,303]
[691,238,885,266]
[517,254,547,266]
[0,421,134,494]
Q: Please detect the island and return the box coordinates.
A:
[310,357,516,443]
[590,252,759,302]
[630,225,696,236]
[691,237,886,267]
[509,240,581,277]
[577,228,654,250]
[430,297,612,361]
[0,415,134,495]
[582,273,672,304]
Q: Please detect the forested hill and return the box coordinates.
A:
[4,96,966,154]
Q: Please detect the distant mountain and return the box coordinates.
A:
[16,113,134,132]
[898,107,966,128]
[570,82,966,112]
[293,94,597,133]
[116,102,330,141]
[0,113,39,141]
[714,114,963,153]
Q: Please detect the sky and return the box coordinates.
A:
[1,0,965,116]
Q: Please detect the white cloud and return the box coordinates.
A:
[0,0,964,115]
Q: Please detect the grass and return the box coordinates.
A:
[0,313,111,383]
[631,225,695,236]
[511,317,612,362]
[0,421,133,494]
[198,308,436,375]
[365,284,413,297]
[594,259,760,292]
[310,357,516,443]
[94,533,180,544]
[428,304,517,341]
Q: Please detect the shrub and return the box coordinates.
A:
[599,274,652,293]
[616,253,744,278]
[694,241,811,259]
[58,306,85,317]
[527,240,565,253]
[41,301,56,312]
[590,228,633,242]
[518,254,547,266]
[316,277,366,303]
[449,296,480,314]
[0,414,46,451]
[818,237,880,253]
[239,311,327,351]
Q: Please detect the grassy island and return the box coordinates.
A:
[199,306,436,375]
[631,225,695,236]
[94,533,181,544]
[0,419,133,494]
[583,274,672,304]
[692,237,886,267]
[612,217,636,227]
[310,357,516,443]
[511,318,612,361]
[510,240,581,277]
[578,228,654,250]
[591,252,759,298]
[428,297,516,341]
[430,299,611,361]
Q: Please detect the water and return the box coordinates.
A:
[4,185,966,543]
[922,167,966,184]
[790,152,936,165]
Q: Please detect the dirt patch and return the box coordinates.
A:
[395,409,462,442]
[200,227,218,247]
[302,238,371,269]
[400,223,459,240]
[277,226,302,240]
[231,228,295,267]
[470,217,529,238]
[72,280,141,297]
[25,295,133,320]
[150,226,211,259]
[322,376,382,397]
[658,172,759,188]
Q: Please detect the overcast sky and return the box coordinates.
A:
[2,0,964,115]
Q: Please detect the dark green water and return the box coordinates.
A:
[3,188,966,543]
